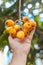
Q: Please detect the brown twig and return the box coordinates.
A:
[19,0,21,20]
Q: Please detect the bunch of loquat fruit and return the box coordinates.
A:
[5,16,36,40]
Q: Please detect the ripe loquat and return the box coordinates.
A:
[14,25,20,31]
[8,27,16,37]
[5,19,15,27]
[6,27,12,33]
[16,30,25,39]
[23,22,31,30]
[23,16,30,22]
[30,21,36,27]
[23,29,28,36]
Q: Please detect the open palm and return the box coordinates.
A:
[8,28,35,55]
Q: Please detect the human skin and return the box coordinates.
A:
[8,28,35,65]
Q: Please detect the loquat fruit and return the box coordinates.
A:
[30,21,36,28]
[23,29,28,36]
[16,31,25,39]
[23,22,31,30]
[6,27,13,33]
[5,19,15,27]
[9,28,16,37]
[13,25,20,31]
[23,16,30,22]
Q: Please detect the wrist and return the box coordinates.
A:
[10,52,27,65]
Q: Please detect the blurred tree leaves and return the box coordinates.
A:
[0,31,8,49]
[0,0,43,65]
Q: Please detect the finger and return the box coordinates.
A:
[8,35,21,48]
[8,35,14,44]
[8,35,19,47]
[27,28,36,40]
[24,37,31,44]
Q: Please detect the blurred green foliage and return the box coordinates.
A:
[0,0,43,65]
[0,31,9,50]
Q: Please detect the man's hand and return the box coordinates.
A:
[8,28,35,65]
